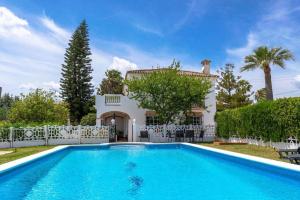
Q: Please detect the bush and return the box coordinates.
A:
[216,97,300,141]
[0,121,64,128]
[0,108,7,121]
[7,89,69,125]
[0,93,19,120]
[80,113,96,126]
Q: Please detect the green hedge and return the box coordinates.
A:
[0,121,65,128]
[80,113,96,126]
[216,97,300,141]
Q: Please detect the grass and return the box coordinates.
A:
[0,146,55,165]
[199,143,285,162]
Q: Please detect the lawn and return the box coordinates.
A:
[200,143,285,162]
[0,146,55,165]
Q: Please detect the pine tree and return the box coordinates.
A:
[60,20,93,123]
[216,64,253,111]
[97,69,124,95]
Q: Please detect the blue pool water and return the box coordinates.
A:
[1,144,300,200]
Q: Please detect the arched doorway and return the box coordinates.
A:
[100,111,131,142]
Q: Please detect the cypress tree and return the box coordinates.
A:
[60,20,94,123]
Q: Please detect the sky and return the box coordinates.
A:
[0,0,300,98]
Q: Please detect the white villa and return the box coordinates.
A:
[95,59,217,142]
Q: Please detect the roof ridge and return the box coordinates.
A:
[125,68,218,79]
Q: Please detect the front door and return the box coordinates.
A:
[105,116,128,142]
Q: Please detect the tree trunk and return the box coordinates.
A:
[264,66,273,100]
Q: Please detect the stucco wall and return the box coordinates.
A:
[203,80,216,126]
[96,95,147,141]
[96,85,216,127]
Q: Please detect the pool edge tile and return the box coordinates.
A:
[183,143,300,172]
[0,145,69,174]
[1,142,300,175]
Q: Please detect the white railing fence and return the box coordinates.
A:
[138,125,215,143]
[0,125,109,148]
[224,135,300,150]
[105,94,121,105]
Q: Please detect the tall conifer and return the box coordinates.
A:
[60,20,93,123]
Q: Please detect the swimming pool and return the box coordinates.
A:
[1,143,300,200]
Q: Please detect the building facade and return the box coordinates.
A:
[95,59,217,142]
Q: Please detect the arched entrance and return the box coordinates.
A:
[100,111,131,142]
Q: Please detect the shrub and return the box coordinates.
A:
[0,121,64,128]
[80,113,96,126]
[0,108,7,121]
[216,97,300,141]
[8,89,69,125]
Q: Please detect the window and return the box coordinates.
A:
[146,116,160,126]
[187,115,202,125]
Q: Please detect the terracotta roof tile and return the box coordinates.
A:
[125,68,218,79]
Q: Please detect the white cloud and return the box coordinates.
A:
[19,81,60,91]
[134,23,163,37]
[294,75,300,89]
[0,6,30,37]
[225,1,300,98]
[42,81,60,90]
[0,7,68,95]
[108,57,138,75]
[0,6,177,95]
[226,33,258,58]
[0,7,64,54]
[104,41,174,67]
[19,83,36,90]
[263,4,300,22]
[0,7,27,26]
[173,0,198,32]
[40,16,70,41]
[132,0,208,36]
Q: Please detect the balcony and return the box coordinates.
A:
[104,94,122,106]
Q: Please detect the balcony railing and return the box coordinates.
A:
[105,94,121,105]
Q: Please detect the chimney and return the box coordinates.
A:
[201,59,211,74]
[0,87,2,98]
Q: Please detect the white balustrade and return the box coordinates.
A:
[0,125,109,148]
[227,136,300,150]
[105,94,121,105]
[138,125,215,143]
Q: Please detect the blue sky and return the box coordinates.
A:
[0,0,300,97]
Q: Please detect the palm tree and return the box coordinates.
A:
[255,88,267,102]
[241,46,294,100]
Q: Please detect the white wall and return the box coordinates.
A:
[96,77,217,141]
[96,95,146,141]
[203,80,217,126]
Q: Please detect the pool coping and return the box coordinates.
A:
[0,142,300,174]
[184,143,300,172]
[0,145,69,174]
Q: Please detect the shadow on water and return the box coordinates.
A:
[127,176,144,196]
[126,161,137,172]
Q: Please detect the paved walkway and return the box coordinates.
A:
[0,151,13,155]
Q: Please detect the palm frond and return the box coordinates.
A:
[271,47,295,68]
[242,45,294,72]
[241,55,259,72]
[273,59,285,68]
[241,63,258,72]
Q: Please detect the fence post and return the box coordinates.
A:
[132,120,136,142]
[9,127,13,148]
[78,125,82,144]
[163,124,167,142]
[44,125,48,146]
